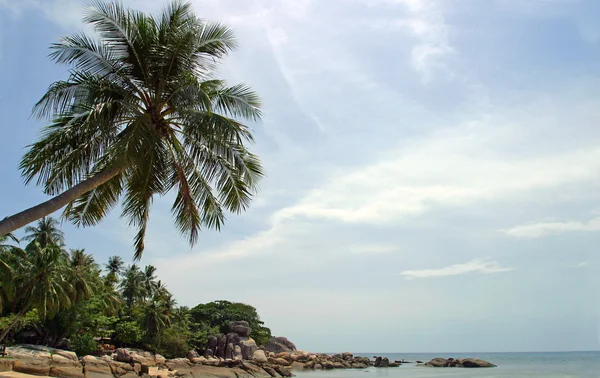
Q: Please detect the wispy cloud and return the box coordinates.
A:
[401,259,515,280]
[501,217,600,238]
[570,262,589,268]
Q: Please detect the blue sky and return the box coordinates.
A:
[1,0,600,353]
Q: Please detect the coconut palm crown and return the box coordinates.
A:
[0,0,264,260]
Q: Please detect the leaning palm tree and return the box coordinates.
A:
[0,0,264,259]
[23,217,65,248]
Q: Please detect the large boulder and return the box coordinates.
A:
[420,357,496,368]
[240,338,258,360]
[82,356,113,378]
[113,348,158,366]
[252,350,268,364]
[8,345,52,376]
[460,358,497,368]
[229,321,251,338]
[263,337,296,354]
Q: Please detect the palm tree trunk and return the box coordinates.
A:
[0,308,27,343]
[0,166,122,236]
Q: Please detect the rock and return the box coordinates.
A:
[240,338,258,360]
[420,357,496,368]
[189,356,206,364]
[353,356,370,365]
[0,359,15,372]
[271,365,293,377]
[460,358,497,368]
[332,362,344,369]
[234,345,243,361]
[261,366,278,377]
[341,352,353,360]
[314,364,322,370]
[351,363,368,369]
[388,362,400,367]
[50,354,84,378]
[263,337,297,354]
[204,349,214,358]
[9,346,52,376]
[424,357,447,367]
[115,348,132,363]
[416,360,423,364]
[229,321,251,338]
[289,351,309,362]
[165,358,191,371]
[289,361,305,371]
[373,357,382,367]
[268,358,289,366]
[186,350,199,360]
[252,350,268,364]
[216,334,226,359]
[207,336,218,351]
[82,355,113,378]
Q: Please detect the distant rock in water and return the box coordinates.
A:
[263,337,297,353]
[418,357,496,368]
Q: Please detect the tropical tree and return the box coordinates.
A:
[120,265,145,308]
[143,265,158,300]
[105,255,124,287]
[66,249,98,303]
[0,234,22,313]
[0,243,74,342]
[106,255,124,276]
[0,0,264,260]
[23,217,65,248]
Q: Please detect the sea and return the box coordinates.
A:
[295,352,600,378]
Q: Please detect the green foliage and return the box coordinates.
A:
[190,300,272,346]
[114,320,145,346]
[16,0,264,260]
[0,219,275,355]
[71,333,98,356]
[156,325,191,359]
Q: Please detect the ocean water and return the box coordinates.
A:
[296,352,600,378]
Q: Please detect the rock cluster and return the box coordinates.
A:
[418,357,496,368]
[203,321,258,360]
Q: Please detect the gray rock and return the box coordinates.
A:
[263,337,297,354]
[229,321,251,338]
[240,338,258,360]
[460,358,497,368]
[252,350,268,364]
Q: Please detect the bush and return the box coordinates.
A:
[156,326,190,359]
[71,333,97,356]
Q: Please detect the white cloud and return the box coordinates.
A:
[502,217,600,239]
[570,262,589,268]
[400,259,515,280]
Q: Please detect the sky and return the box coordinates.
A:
[1,0,600,353]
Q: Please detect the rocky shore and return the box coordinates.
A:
[0,321,496,378]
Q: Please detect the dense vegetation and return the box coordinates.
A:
[0,0,264,261]
[0,217,271,358]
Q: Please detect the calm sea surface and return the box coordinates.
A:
[296,352,600,378]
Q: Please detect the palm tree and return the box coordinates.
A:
[67,249,98,302]
[106,255,124,276]
[0,0,264,260]
[143,265,158,300]
[23,217,65,248]
[120,264,145,308]
[143,298,171,338]
[0,234,22,313]
[0,243,74,343]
